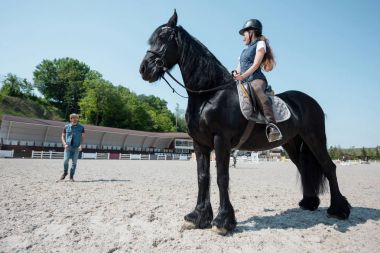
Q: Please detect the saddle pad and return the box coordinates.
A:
[237,82,291,124]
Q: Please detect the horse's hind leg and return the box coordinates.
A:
[300,132,351,219]
[283,136,321,211]
[183,142,213,229]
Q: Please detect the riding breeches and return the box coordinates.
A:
[251,79,276,124]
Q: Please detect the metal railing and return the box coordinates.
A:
[29,151,192,160]
[0,150,14,158]
[31,151,64,159]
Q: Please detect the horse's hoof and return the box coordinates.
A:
[180,221,197,232]
[299,196,320,211]
[327,209,350,220]
[327,196,351,220]
[211,226,228,236]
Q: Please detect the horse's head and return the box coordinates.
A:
[139,10,180,83]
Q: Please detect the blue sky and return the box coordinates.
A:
[1,0,379,148]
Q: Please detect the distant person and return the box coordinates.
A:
[58,113,85,182]
[231,149,239,168]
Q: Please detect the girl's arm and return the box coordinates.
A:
[234,47,265,81]
[241,47,265,79]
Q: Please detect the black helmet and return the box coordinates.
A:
[239,19,262,35]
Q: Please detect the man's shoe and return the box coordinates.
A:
[266,123,283,143]
[59,173,67,181]
[69,177,74,182]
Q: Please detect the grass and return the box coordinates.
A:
[0,94,62,122]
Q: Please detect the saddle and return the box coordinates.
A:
[237,81,291,124]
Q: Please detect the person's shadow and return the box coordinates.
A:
[74,179,131,183]
[236,207,380,233]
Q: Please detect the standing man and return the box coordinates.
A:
[59,113,85,182]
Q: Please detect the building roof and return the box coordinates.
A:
[0,115,190,149]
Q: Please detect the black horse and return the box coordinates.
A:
[139,11,351,234]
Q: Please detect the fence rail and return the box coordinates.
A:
[29,151,192,160]
[31,151,64,159]
[0,150,14,158]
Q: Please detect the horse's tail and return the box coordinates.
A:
[279,90,329,195]
[299,137,327,196]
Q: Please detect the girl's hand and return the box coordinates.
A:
[234,73,244,81]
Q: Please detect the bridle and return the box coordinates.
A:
[146,27,235,98]
[147,27,176,71]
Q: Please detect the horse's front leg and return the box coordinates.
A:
[183,142,213,229]
[212,135,237,234]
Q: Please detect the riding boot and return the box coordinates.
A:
[255,92,283,142]
[251,79,283,142]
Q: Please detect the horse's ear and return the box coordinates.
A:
[167,9,177,28]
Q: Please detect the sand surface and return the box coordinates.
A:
[0,159,379,252]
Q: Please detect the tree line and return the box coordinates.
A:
[328,146,380,160]
[0,57,187,132]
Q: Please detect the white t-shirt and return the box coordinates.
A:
[256,40,266,53]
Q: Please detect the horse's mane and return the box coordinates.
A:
[175,26,234,91]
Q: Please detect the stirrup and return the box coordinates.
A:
[266,123,283,142]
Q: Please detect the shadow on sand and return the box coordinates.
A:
[236,207,380,233]
[74,179,131,183]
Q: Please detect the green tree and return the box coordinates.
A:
[138,94,168,112]
[328,146,337,159]
[129,102,154,131]
[138,94,176,132]
[79,76,127,127]
[33,58,90,117]
[361,147,367,159]
[376,146,380,160]
[1,73,33,98]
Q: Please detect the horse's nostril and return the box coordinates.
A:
[139,64,146,75]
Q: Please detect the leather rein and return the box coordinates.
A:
[146,27,235,98]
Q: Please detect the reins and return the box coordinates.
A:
[162,69,235,98]
[147,27,235,98]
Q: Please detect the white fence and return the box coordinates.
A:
[0,150,14,158]
[30,151,191,160]
[31,151,64,159]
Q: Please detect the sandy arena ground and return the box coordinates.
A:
[0,159,379,253]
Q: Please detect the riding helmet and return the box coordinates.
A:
[239,19,263,35]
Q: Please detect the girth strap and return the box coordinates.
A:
[235,120,255,149]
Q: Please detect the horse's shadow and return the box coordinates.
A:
[74,179,131,183]
[236,207,380,233]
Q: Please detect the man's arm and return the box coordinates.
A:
[80,133,85,151]
[61,133,68,149]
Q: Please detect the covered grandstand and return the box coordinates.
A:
[0,115,194,158]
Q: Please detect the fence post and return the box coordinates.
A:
[108,153,110,160]
[40,151,43,159]
[50,151,52,159]
[149,154,151,160]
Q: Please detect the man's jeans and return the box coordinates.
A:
[63,146,80,177]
